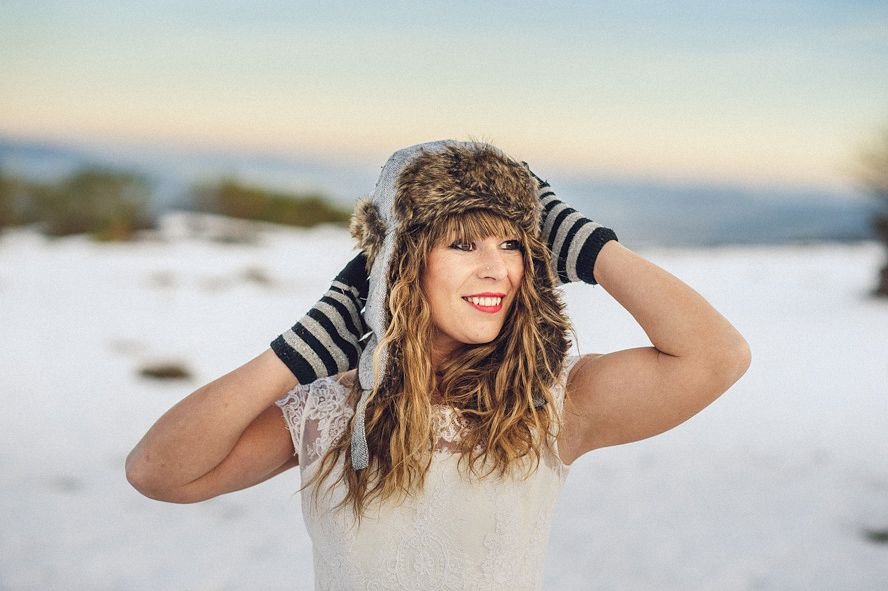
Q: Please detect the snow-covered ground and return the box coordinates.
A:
[1,214,886,590]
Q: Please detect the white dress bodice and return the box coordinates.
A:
[276,359,576,590]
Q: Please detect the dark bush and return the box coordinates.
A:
[855,125,888,297]
[0,169,25,229]
[863,526,888,545]
[138,361,193,381]
[192,179,350,227]
[23,168,155,240]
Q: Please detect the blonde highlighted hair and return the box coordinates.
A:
[303,209,570,524]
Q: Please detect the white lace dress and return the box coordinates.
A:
[275,358,577,590]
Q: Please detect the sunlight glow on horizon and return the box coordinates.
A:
[2,1,887,192]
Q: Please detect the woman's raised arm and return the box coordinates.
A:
[523,166,749,462]
[125,253,370,503]
[125,349,299,503]
[563,241,751,459]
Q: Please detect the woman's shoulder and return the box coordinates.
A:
[554,355,582,397]
[562,355,582,379]
[335,369,358,390]
[275,371,356,466]
[276,370,357,413]
[317,370,359,413]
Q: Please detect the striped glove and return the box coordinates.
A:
[271,253,369,384]
[524,165,618,285]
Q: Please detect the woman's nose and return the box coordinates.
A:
[477,247,507,279]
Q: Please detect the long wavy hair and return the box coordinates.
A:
[303,209,570,524]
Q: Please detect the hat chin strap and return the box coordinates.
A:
[351,388,371,470]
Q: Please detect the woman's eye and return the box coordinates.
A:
[449,241,474,251]
[502,240,523,251]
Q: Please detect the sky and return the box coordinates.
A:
[2,1,888,191]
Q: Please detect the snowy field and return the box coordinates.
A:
[1,213,886,590]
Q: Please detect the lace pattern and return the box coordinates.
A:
[277,376,354,468]
[275,357,579,590]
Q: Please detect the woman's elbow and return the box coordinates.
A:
[125,451,164,500]
[125,451,198,504]
[736,336,752,376]
[711,333,752,388]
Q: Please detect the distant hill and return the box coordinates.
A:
[1,136,880,248]
[556,177,880,248]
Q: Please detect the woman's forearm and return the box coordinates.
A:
[592,241,749,366]
[125,349,298,497]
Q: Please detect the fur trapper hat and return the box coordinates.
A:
[348,140,567,470]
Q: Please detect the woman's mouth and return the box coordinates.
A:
[462,295,504,313]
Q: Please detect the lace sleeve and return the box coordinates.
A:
[275,383,313,460]
[554,355,580,414]
[548,355,580,470]
[299,378,354,469]
[275,376,354,469]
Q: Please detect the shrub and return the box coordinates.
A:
[138,361,193,381]
[0,169,25,229]
[856,125,888,296]
[191,179,350,227]
[26,167,155,240]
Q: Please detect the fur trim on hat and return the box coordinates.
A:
[395,143,541,236]
[350,197,386,269]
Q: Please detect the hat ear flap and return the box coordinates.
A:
[350,197,387,268]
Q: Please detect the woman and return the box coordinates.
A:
[126,140,751,589]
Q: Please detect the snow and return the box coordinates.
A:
[1,214,886,590]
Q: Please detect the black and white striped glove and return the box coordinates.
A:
[271,253,369,384]
[524,164,618,285]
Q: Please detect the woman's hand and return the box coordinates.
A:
[559,241,751,464]
[271,252,369,383]
[523,163,618,285]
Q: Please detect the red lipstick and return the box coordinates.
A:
[462,293,506,313]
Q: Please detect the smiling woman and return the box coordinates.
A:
[422,214,526,364]
[126,140,750,589]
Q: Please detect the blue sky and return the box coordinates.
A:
[2,1,887,190]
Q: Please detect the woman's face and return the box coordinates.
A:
[421,233,525,365]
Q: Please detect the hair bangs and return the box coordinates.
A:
[428,210,521,247]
